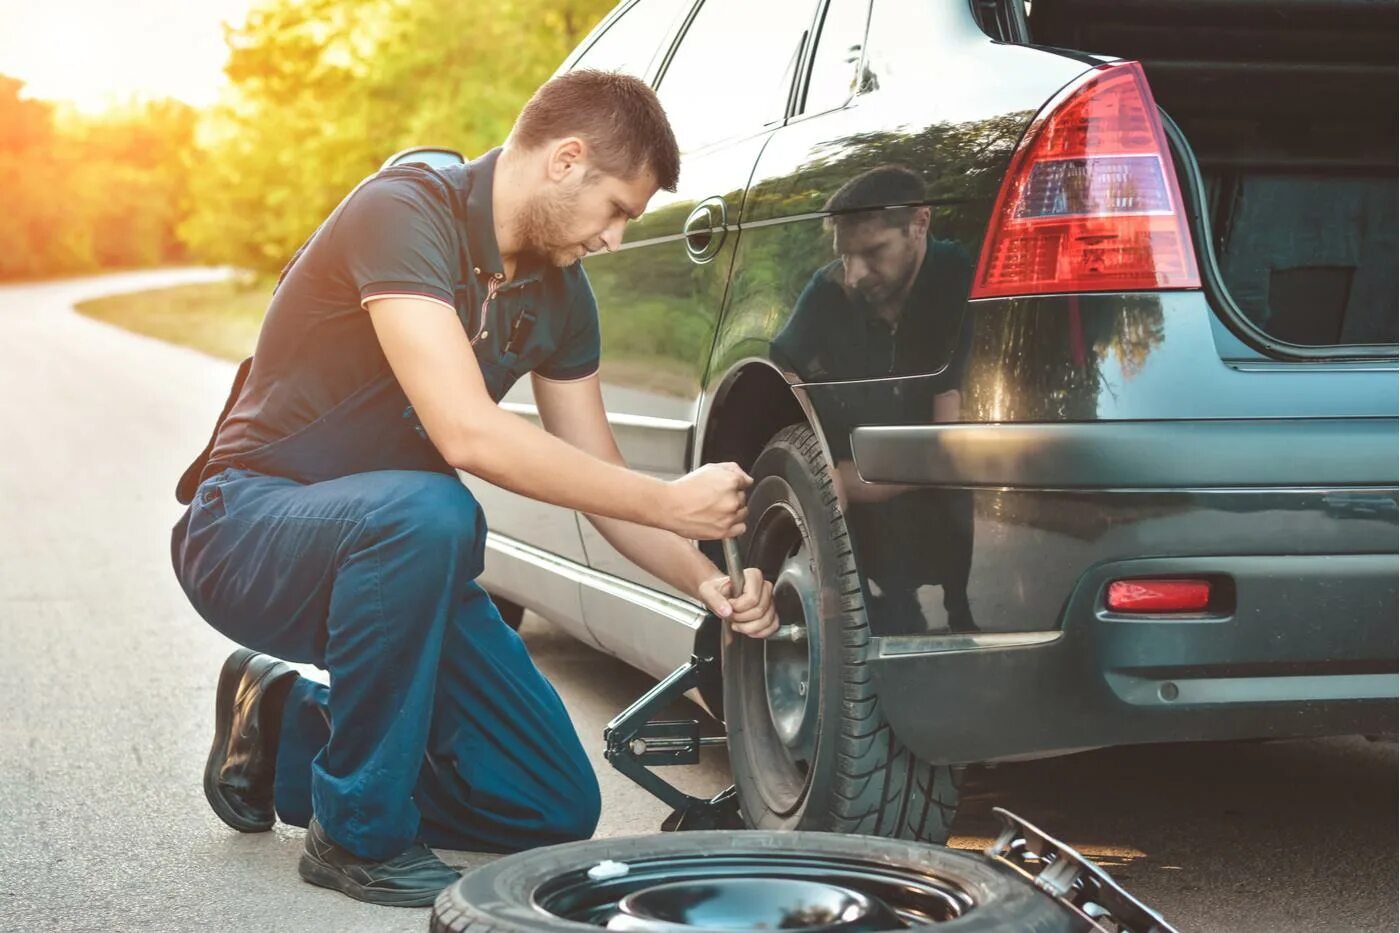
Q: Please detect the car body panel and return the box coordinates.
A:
[474,0,1399,761]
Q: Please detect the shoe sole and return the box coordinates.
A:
[298,851,445,908]
[203,648,279,833]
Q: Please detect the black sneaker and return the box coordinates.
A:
[204,648,298,832]
[298,817,462,908]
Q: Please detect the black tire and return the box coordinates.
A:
[723,424,961,842]
[430,830,1074,932]
[492,594,525,631]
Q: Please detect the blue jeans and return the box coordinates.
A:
[171,467,601,860]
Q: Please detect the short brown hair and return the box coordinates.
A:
[823,164,926,231]
[510,70,680,192]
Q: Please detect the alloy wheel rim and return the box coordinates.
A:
[741,495,821,815]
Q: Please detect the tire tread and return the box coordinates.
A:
[736,424,959,843]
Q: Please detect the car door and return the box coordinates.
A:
[576,0,822,674]
[474,0,693,642]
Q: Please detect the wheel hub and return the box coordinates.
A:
[760,507,819,765]
[607,876,901,931]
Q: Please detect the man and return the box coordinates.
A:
[770,165,976,635]
[171,71,777,908]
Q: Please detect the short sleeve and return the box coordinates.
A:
[770,265,839,381]
[330,174,458,310]
[536,269,602,381]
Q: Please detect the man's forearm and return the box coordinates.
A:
[451,406,672,526]
[583,511,720,601]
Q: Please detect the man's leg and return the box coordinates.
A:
[273,582,601,852]
[173,467,487,859]
[415,581,601,851]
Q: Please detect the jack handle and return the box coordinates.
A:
[721,537,745,598]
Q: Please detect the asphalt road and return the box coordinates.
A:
[0,270,1394,932]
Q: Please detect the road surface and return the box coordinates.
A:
[0,270,1393,931]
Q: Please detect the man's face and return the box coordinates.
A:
[832,218,923,308]
[519,160,657,268]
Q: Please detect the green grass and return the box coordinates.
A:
[75,278,274,362]
[74,280,702,399]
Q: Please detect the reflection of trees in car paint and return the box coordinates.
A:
[758,165,981,636]
[964,295,1167,424]
[712,113,1034,380]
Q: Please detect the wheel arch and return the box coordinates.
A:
[690,358,842,721]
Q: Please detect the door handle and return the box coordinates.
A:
[683,197,728,263]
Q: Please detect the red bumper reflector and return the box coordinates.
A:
[1106,579,1212,613]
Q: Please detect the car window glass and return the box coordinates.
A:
[658,0,819,152]
[861,0,940,94]
[572,0,689,77]
[802,0,871,114]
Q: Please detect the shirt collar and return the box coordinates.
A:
[464,147,506,279]
[463,147,545,287]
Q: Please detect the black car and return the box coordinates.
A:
[411,0,1398,842]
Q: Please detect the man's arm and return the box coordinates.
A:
[531,370,778,635]
[366,296,748,542]
[833,390,959,509]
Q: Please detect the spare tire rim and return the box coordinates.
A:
[534,852,974,928]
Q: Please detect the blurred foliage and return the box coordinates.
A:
[181,0,614,275]
[0,75,196,279]
[0,0,612,281]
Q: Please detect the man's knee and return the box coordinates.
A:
[359,473,485,563]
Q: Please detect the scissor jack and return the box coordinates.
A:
[603,650,743,831]
[604,539,762,831]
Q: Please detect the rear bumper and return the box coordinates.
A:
[869,553,1399,764]
[851,417,1398,489]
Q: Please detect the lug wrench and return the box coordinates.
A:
[722,537,805,642]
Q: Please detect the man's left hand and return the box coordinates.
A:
[698,568,778,638]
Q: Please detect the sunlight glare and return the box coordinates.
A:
[0,0,256,112]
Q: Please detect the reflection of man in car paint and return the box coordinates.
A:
[770,165,977,634]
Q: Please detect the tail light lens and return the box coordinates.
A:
[1106,579,1212,614]
[971,61,1201,299]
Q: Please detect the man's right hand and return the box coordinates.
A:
[664,462,752,540]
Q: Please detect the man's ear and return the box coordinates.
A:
[910,206,932,238]
[546,137,587,183]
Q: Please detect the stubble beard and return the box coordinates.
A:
[517,187,584,268]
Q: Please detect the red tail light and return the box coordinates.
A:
[1106,579,1212,614]
[971,61,1201,299]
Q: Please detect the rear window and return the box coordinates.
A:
[571,0,689,78]
[657,0,818,152]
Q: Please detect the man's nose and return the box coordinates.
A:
[843,257,869,289]
[599,220,625,253]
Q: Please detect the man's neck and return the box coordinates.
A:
[492,147,525,279]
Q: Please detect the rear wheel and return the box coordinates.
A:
[723,424,960,842]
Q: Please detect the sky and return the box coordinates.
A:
[0,0,256,112]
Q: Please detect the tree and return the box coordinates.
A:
[0,76,195,279]
[181,0,613,276]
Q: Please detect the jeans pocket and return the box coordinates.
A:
[196,483,226,519]
[194,470,240,520]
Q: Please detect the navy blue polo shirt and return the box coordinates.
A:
[770,237,973,457]
[771,238,973,388]
[208,148,601,469]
